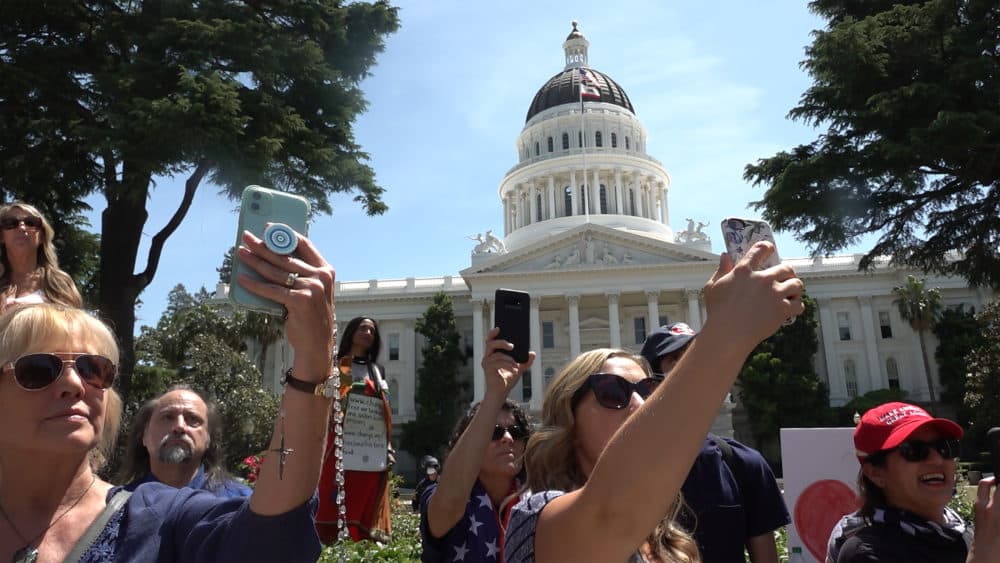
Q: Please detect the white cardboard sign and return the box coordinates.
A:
[342,394,389,472]
[780,427,859,563]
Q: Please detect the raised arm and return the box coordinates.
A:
[969,476,999,563]
[534,242,805,562]
[426,328,534,537]
[234,228,336,516]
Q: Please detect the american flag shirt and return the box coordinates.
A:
[419,478,522,562]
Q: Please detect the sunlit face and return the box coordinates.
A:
[572,356,647,479]
[0,209,43,255]
[142,390,210,467]
[864,426,957,522]
[351,319,377,356]
[479,409,526,482]
[0,334,108,458]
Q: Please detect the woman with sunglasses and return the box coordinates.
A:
[0,227,336,562]
[827,402,1000,563]
[0,202,81,312]
[504,241,806,563]
[419,328,534,562]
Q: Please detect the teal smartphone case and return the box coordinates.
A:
[229,185,311,315]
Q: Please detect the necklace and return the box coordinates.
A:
[0,474,97,563]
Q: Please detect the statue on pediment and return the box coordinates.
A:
[468,229,508,255]
[676,218,711,244]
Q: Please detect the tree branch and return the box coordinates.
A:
[136,159,212,288]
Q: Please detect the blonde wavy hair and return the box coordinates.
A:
[0,202,82,308]
[523,348,700,562]
[0,304,121,471]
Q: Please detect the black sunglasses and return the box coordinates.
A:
[0,216,43,230]
[491,424,529,441]
[2,353,117,390]
[892,438,961,462]
[572,373,660,410]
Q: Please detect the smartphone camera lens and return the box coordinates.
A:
[252,192,262,200]
[250,202,260,211]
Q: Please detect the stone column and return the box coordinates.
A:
[472,298,485,401]
[590,168,601,214]
[817,300,844,404]
[503,194,511,234]
[567,294,581,358]
[659,185,669,225]
[529,297,543,411]
[645,290,660,333]
[607,292,621,348]
[685,289,702,330]
[513,187,523,230]
[614,169,623,214]
[570,170,578,217]
[635,177,645,217]
[858,296,882,393]
[547,176,556,220]
[529,181,538,225]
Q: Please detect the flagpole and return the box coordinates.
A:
[581,74,589,223]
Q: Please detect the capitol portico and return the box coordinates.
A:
[224,23,994,476]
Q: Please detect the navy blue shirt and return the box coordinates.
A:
[124,465,252,498]
[83,482,319,562]
[679,435,790,563]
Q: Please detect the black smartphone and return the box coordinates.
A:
[989,427,1000,478]
[494,288,530,363]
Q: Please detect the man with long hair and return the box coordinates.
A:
[117,385,251,497]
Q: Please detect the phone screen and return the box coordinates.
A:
[494,288,530,363]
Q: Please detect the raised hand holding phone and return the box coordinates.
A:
[721,217,781,270]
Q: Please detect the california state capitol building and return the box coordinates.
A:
[215,23,994,475]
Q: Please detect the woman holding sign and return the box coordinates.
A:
[316,316,394,543]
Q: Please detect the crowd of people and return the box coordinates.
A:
[0,200,997,563]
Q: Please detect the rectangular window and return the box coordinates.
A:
[658,315,669,329]
[389,333,400,361]
[542,321,555,349]
[634,317,646,345]
[878,311,892,338]
[463,330,474,359]
[837,312,851,341]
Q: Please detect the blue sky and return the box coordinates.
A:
[85,1,868,330]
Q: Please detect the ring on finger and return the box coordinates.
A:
[284,272,299,288]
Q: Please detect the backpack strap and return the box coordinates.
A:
[63,489,132,563]
[712,434,748,501]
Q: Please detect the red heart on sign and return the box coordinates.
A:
[794,479,858,562]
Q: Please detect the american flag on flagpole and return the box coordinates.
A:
[579,68,600,99]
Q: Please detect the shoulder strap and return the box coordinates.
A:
[63,489,132,563]
[713,435,748,499]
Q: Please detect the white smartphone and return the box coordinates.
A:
[720,217,781,270]
[229,185,310,315]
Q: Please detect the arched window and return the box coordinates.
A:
[625,136,630,150]
[536,193,543,222]
[599,185,608,213]
[595,131,603,147]
[611,132,618,148]
[535,141,540,156]
[579,185,586,214]
[629,189,636,215]
[844,359,858,398]
[547,137,553,153]
[562,132,569,150]
[564,186,573,216]
[886,358,900,389]
[578,131,583,148]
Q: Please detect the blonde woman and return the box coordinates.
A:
[504,242,806,563]
[0,202,81,311]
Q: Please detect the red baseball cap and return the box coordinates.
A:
[854,402,963,461]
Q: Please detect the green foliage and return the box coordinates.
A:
[738,295,834,450]
[319,506,421,562]
[745,0,1000,289]
[402,292,466,461]
[134,284,280,471]
[934,305,984,423]
[964,300,1000,447]
[893,275,942,402]
[0,0,401,395]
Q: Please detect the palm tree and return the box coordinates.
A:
[892,275,943,402]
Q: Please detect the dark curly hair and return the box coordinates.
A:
[446,399,531,481]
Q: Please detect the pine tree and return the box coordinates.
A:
[402,292,466,461]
